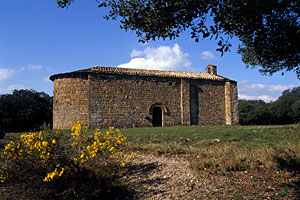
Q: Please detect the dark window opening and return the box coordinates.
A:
[152,107,162,127]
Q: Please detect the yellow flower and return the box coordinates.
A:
[58,168,64,176]
[1,120,135,184]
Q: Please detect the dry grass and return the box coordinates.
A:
[121,124,300,173]
[190,142,300,172]
[128,140,300,173]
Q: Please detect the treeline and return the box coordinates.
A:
[0,90,52,132]
[239,86,300,125]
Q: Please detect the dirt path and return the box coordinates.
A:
[123,153,204,199]
[123,153,300,200]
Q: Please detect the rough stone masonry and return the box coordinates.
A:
[50,65,238,129]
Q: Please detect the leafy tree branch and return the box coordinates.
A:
[56,0,300,78]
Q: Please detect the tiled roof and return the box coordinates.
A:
[50,66,233,82]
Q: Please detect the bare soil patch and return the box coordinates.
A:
[123,152,300,200]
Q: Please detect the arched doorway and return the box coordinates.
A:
[152,107,162,127]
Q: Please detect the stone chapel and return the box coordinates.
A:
[50,65,238,129]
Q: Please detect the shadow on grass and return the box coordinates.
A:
[275,156,300,174]
[291,179,300,200]
[274,156,300,199]
[0,167,137,200]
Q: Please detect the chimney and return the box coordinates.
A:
[205,64,217,75]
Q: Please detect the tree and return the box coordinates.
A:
[238,100,271,125]
[0,89,52,132]
[239,86,300,125]
[56,0,300,78]
[247,105,271,125]
[291,99,300,122]
[271,86,300,124]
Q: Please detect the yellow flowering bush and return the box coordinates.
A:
[70,121,135,167]
[0,128,62,184]
[43,164,65,182]
[0,121,135,185]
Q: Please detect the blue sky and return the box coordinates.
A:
[0,0,299,102]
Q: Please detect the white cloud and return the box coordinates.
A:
[238,80,297,102]
[0,84,25,94]
[239,80,296,94]
[200,51,216,61]
[117,43,191,71]
[130,49,143,58]
[0,68,14,82]
[239,94,277,103]
[28,64,42,70]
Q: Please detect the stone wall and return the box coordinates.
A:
[230,82,239,125]
[52,71,238,129]
[225,81,239,125]
[53,74,89,129]
[88,74,182,128]
[190,80,226,125]
[225,81,232,125]
[180,79,191,125]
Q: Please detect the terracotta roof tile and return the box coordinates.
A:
[50,66,234,82]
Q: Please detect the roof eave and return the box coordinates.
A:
[49,66,236,82]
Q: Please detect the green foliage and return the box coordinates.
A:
[247,105,271,125]
[56,0,73,8]
[239,100,271,125]
[291,100,300,122]
[239,86,300,125]
[0,89,52,132]
[57,0,300,78]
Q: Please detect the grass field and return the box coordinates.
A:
[119,124,300,171]
[1,124,300,199]
[121,124,300,147]
[3,124,300,171]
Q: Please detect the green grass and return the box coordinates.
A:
[4,123,300,146]
[2,124,300,172]
[118,124,300,148]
